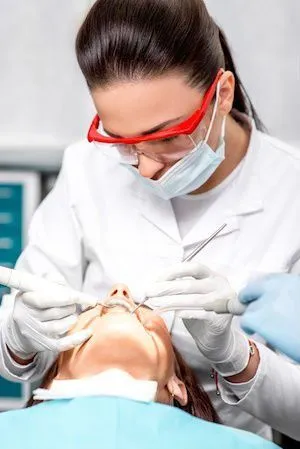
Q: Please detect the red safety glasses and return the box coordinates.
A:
[88,69,223,145]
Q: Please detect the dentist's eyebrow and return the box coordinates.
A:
[103,116,184,138]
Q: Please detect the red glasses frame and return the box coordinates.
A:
[88,69,223,145]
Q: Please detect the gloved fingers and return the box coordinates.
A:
[67,291,98,308]
[155,262,213,282]
[238,278,270,304]
[20,289,83,309]
[56,329,93,352]
[31,304,77,322]
[239,296,267,334]
[146,278,217,298]
[27,329,93,353]
[240,311,259,336]
[41,314,78,337]
[176,309,215,320]
[44,272,68,286]
[180,312,232,332]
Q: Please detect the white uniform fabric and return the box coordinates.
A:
[171,158,244,239]
[1,121,300,440]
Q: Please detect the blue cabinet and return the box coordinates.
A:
[0,174,40,409]
[0,184,23,302]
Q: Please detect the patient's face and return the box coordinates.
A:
[55,284,183,404]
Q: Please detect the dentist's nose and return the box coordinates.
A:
[137,153,165,179]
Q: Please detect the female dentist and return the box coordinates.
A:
[1,0,300,441]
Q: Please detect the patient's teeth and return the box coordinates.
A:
[105,298,134,312]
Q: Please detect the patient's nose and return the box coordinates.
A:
[109,284,133,301]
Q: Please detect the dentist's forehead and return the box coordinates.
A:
[91,75,201,138]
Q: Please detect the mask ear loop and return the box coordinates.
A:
[188,80,221,148]
[204,81,221,143]
[220,114,226,139]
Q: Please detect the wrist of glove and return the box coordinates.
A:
[182,315,250,378]
[3,314,37,360]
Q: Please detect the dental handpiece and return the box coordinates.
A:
[154,296,247,316]
[131,223,228,314]
[0,266,100,307]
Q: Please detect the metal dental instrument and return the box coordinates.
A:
[0,266,115,309]
[131,223,227,314]
[182,223,227,262]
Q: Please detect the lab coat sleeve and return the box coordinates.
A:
[0,330,56,382]
[219,342,300,441]
[0,150,85,381]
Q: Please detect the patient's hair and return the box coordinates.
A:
[173,347,220,422]
[27,347,219,422]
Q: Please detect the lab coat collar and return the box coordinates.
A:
[33,369,158,403]
[136,116,264,245]
[183,118,264,246]
[137,187,182,244]
[229,117,264,216]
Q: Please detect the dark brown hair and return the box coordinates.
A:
[76,0,264,130]
[173,346,220,422]
[27,347,219,423]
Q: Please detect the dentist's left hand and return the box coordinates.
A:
[146,262,251,377]
[239,274,300,362]
[3,276,92,360]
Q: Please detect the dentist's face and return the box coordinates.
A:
[90,72,233,181]
[55,284,179,403]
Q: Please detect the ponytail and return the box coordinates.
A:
[218,27,265,131]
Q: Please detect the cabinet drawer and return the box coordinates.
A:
[0,210,22,231]
[0,223,22,241]
[0,236,22,253]
[0,184,22,209]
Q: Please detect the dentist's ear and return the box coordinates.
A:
[219,71,235,116]
[167,375,188,406]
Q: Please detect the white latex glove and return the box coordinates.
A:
[146,262,250,377]
[2,275,92,359]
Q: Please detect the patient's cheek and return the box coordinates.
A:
[142,318,157,331]
[68,307,101,335]
[141,315,168,337]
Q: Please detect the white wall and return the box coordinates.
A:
[205,0,300,144]
[0,0,94,148]
[0,0,299,151]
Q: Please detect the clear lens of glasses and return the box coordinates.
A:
[116,123,208,164]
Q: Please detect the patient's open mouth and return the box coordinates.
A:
[104,298,134,313]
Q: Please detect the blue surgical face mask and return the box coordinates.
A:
[124,82,226,200]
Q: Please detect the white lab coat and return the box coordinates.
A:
[1,122,300,440]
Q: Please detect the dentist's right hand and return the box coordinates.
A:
[2,276,93,360]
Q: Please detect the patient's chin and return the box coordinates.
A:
[56,334,158,381]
